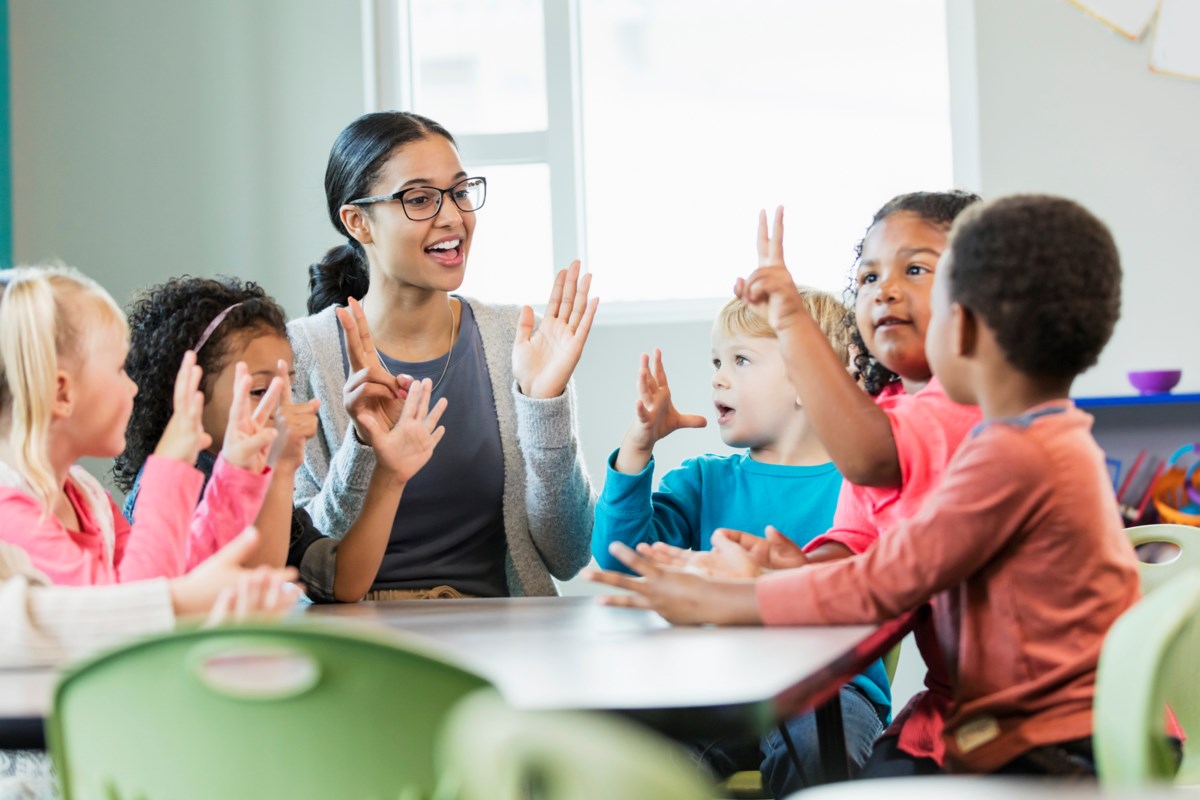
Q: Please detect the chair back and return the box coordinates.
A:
[49,622,492,800]
[1126,523,1200,594]
[436,689,713,800]
[1094,568,1200,787]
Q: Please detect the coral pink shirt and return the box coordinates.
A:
[0,455,270,586]
[761,402,1140,771]
[802,376,982,764]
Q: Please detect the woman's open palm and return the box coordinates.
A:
[357,377,448,483]
[513,260,599,399]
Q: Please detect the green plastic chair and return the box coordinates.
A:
[48,622,492,800]
[435,689,714,800]
[1126,523,1200,595]
[1094,567,1200,788]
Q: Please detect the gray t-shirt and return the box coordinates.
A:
[340,299,508,597]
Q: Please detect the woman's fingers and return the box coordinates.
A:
[566,269,590,329]
[557,261,580,322]
[424,397,449,431]
[544,265,569,318]
[336,305,366,373]
[347,297,378,356]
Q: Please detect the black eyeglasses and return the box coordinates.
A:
[349,176,487,221]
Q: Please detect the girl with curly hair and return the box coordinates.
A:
[0,266,274,586]
[116,276,447,602]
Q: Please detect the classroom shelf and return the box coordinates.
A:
[1074,392,1200,409]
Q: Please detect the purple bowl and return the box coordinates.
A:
[1127,369,1182,395]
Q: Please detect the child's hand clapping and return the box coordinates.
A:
[615,349,706,474]
[267,360,320,470]
[220,362,282,473]
[337,297,410,446]
[735,207,809,333]
[356,377,448,485]
[153,350,213,464]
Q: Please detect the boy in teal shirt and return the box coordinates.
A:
[592,290,889,796]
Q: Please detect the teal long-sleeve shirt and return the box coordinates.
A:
[592,449,891,719]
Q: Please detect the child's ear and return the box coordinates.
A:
[339,204,373,246]
[52,370,74,420]
[953,302,978,358]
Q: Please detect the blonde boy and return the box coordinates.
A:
[590,288,888,796]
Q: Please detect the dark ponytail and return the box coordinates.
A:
[306,111,457,313]
[308,243,368,315]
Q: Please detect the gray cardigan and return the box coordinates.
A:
[287,299,595,597]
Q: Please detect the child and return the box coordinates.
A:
[1,527,299,799]
[589,194,1139,777]
[609,191,985,778]
[592,290,888,795]
[0,266,274,586]
[115,277,448,602]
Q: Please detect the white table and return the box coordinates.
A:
[3,596,904,781]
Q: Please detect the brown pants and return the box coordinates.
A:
[363,586,475,601]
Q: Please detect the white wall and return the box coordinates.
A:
[10,0,362,317]
[969,0,1200,397]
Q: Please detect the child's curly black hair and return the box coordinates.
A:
[946,194,1121,381]
[844,190,981,395]
[113,276,289,493]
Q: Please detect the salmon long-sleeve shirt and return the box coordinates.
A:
[759,401,1141,772]
[804,377,981,764]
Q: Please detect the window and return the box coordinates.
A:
[365,0,952,313]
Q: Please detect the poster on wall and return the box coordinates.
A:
[1067,0,1160,39]
[1150,0,1200,79]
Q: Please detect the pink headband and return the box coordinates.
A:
[192,303,243,354]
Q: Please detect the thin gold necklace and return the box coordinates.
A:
[375,295,456,392]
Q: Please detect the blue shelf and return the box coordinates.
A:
[1074,392,1200,409]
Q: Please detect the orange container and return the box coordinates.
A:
[1152,465,1200,527]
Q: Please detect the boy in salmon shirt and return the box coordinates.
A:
[587,194,1141,777]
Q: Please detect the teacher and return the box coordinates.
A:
[289,111,597,599]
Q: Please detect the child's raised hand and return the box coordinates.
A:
[153,350,213,464]
[220,362,282,473]
[268,360,320,470]
[337,297,409,446]
[615,349,706,474]
[583,543,762,626]
[356,377,448,484]
[512,260,599,399]
[735,206,808,332]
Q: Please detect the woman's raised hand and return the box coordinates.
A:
[356,377,448,484]
[734,206,807,332]
[513,260,599,399]
[153,350,213,464]
[337,297,410,446]
[220,362,282,473]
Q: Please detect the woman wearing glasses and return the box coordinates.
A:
[289,111,598,600]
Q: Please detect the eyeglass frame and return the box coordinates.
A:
[347,176,488,221]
